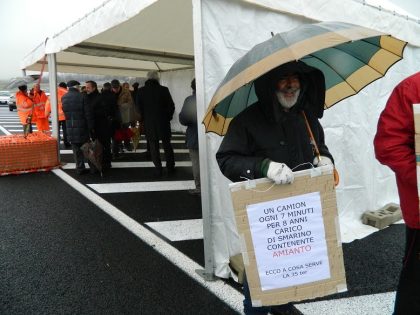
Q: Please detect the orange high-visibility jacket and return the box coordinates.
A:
[16,91,35,125]
[45,87,67,121]
[32,90,48,119]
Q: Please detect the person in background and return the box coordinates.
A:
[85,80,113,170]
[45,82,70,147]
[101,82,112,93]
[136,71,175,176]
[111,79,133,154]
[31,83,49,132]
[179,78,200,195]
[16,84,34,134]
[374,71,420,315]
[131,82,139,100]
[121,82,136,128]
[61,80,95,175]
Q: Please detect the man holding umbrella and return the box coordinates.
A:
[217,61,334,315]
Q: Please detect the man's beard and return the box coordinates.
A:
[276,88,300,109]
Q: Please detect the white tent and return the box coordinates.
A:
[22,0,420,279]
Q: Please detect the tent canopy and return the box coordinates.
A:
[21,0,420,77]
[22,0,194,76]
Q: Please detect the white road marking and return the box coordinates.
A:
[145,219,203,241]
[52,169,243,313]
[60,149,190,154]
[62,161,192,169]
[295,291,395,315]
[0,125,12,135]
[139,139,185,143]
[88,180,196,193]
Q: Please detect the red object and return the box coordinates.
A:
[114,128,134,142]
[374,71,420,229]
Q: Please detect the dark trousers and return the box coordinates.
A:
[149,138,174,170]
[59,120,68,144]
[394,227,420,315]
[22,124,33,133]
[71,143,86,172]
[98,135,111,168]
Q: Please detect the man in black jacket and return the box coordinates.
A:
[62,80,95,175]
[216,61,334,315]
[86,80,114,170]
[136,71,175,176]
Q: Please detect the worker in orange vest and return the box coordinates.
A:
[16,84,35,133]
[31,83,49,132]
[45,82,70,147]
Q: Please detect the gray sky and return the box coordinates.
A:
[0,0,103,80]
[0,0,419,80]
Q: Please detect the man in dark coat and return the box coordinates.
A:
[136,71,175,175]
[62,80,95,175]
[179,78,200,194]
[216,61,334,315]
[85,80,113,170]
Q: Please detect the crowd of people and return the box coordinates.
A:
[16,71,200,189]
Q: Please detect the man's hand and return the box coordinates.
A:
[313,156,333,167]
[266,162,294,184]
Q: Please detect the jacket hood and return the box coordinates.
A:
[254,61,325,121]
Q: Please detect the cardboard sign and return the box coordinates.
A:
[230,166,346,306]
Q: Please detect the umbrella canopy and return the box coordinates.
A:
[203,21,407,135]
[5,75,40,90]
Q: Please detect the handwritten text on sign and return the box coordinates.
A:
[246,191,330,291]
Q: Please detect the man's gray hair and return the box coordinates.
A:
[147,71,160,81]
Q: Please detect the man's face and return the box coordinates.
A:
[275,74,301,109]
[111,86,120,94]
[33,84,40,92]
[86,83,95,94]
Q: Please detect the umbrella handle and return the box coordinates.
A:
[301,111,321,159]
[302,110,339,187]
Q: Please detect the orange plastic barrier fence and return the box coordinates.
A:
[0,132,60,176]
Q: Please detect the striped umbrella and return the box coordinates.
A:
[203,21,407,135]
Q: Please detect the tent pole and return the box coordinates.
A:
[192,0,216,281]
[47,53,60,162]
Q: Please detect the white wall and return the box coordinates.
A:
[160,68,195,133]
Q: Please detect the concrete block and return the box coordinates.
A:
[362,203,402,229]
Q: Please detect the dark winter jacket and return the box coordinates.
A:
[101,90,119,129]
[86,90,114,139]
[62,87,94,144]
[374,72,420,229]
[179,93,198,150]
[216,61,333,182]
[136,79,175,141]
